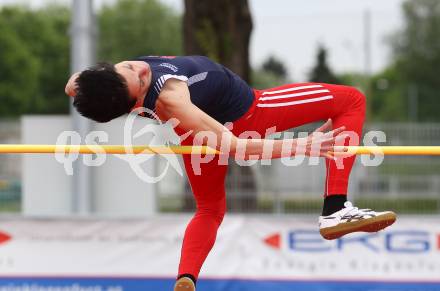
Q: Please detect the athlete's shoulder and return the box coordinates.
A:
[135,55,218,65]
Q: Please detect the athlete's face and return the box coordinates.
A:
[114,61,151,101]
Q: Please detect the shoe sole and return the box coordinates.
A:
[174,277,196,291]
[320,212,397,240]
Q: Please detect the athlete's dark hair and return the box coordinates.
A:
[73,62,135,123]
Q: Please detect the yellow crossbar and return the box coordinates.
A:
[0,145,440,156]
[333,146,440,156]
[0,144,219,155]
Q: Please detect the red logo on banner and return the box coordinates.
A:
[263,233,281,249]
[0,231,11,244]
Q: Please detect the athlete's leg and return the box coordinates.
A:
[176,134,228,281]
[234,83,395,240]
[322,84,365,195]
[234,83,396,239]
[234,83,366,196]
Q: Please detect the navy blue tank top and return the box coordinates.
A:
[137,56,254,124]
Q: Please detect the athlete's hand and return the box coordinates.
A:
[296,119,348,159]
[65,72,80,97]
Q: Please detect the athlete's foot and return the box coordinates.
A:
[174,276,196,291]
[319,201,396,240]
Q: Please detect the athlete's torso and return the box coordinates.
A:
[137,55,254,124]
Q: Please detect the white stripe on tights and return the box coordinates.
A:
[261,84,324,95]
[259,89,330,101]
[257,95,333,108]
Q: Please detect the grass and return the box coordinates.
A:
[354,198,439,214]
[159,196,440,214]
[378,162,440,175]
[0,200,21,213]
[261,197,440,214]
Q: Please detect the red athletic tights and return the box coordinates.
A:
[177,83,366,279]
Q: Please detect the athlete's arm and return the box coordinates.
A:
[156,79,344,160]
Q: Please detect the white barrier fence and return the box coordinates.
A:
[0,215,439,291]
[1,118,440,215]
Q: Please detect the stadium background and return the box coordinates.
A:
[0,0,439,290]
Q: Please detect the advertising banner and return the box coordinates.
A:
[0,216,439,290]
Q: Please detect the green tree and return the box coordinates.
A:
[369,66,408,121]
[0,0,182,118]
[0,5,70,116]
[251,55,290,89]
[99,0,182,62]
[262,55,287,79]
[0,13,38,117]
[183,0,253,82]
[309,45,341,84]
[251,69,283,90]
[390,0,440,121]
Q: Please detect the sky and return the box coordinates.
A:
[0,0,406,81]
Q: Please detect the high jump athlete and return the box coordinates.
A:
[65,55,396,291]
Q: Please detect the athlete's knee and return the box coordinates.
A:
[195,198,226,224]
[348,86,366,109]
[196,209,225,225]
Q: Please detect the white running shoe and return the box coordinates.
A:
[174,277,196,291]
[319,201,397,240]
